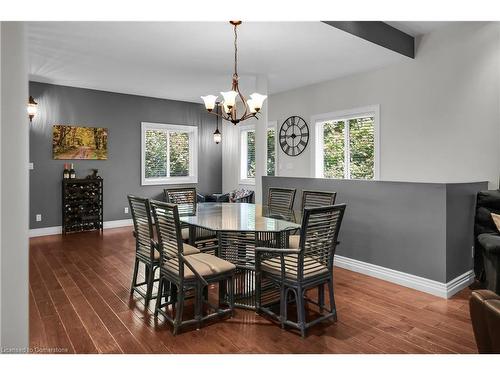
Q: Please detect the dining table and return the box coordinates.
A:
[178,202,302,309]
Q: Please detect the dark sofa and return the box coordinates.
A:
[475,190,500,294]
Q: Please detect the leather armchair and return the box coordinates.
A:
[470,290,500,353]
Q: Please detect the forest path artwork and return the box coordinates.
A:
[53,125,108,160]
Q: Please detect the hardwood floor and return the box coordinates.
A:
[29,227,478,354]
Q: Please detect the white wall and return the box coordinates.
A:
[269,22,500,187]
[222,120,259,194]
[222,120,240,193]
[1,22,29,350]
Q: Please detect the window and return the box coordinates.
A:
[267,122,277,176]
[314,106,379,180]
[240,125,256,184]
[141,122,198,185]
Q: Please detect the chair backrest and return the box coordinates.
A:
[164,187,197,216]
[150,200,185,279]
[127,195,154,260]
[297,204,346,281]
[301,190,337,211]
[268,187,296,210]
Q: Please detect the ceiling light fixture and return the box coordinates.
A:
[213,104,222,144]
[201,21,267,125]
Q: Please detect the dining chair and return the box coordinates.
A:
[255,204,347,337]
[289,190,337,248]
[150,200,236,335]
[163,187,197,216]
[164,187,217,253]
[127,195,160,306]
[128,195,200,306]
[301,190,337,211]
[268,187,296,210]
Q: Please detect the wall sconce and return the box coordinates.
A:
[27,96,38,123]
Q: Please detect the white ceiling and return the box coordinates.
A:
[28,21,450,103]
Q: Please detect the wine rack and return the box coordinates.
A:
[62,178,103,234]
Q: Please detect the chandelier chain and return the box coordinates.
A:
[233,24,238,78]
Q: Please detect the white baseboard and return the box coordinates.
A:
[334,254,474,299]
[445,270,476,298]
[29,225,62,237]
[103,219,133,229]
[29,219,133,238]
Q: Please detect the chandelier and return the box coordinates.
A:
[201,21,267,126]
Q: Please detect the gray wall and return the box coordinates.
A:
[29,82,222,229]
[445,183,482,281]
[263,176,487,283]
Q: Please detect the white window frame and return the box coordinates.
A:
[141,122,198,186]
[239,123,256,185]
[311,105,380,180]
[266,121,278,177]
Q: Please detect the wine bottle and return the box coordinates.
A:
[63,163,70,179]
[69,163,76,179]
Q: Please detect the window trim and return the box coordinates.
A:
[141,122,198,186]
[311,105,380,180]
[266,121,278,177]
[239,123,256,185]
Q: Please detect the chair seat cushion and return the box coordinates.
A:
[183,243,200,255]
[478,233,500,254]
[181,253,236,279]
[261,254,329,280]
[289,235,300,249]
[147,243,199,260]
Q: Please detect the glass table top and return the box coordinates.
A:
[178,203,302,232]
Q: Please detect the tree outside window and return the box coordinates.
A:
[320,113,376,180]
[142,123,197,185]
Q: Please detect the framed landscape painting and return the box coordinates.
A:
[53,125,108,160]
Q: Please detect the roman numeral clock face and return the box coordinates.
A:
[279,116,309,157]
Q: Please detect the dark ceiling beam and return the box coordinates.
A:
[322,21,415,59]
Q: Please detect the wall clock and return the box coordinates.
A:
[279,116,309,157]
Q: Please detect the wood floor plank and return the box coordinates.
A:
[30,253,74,353]
[335,283,476,353]
[336,274,476,335]
[36,250,98,353]
[59,260,148,353]
[29,287,48,351]
[41,248,123,354]
[29,227,478,354]
[69,255,172,353]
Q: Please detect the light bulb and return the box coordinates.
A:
[247,99,257,114]
[221,91,238,108]
[222,102,231,114]
[213,128,222,144]
[27,96,38,123]
[201,95,218,112]
[249,93,267,112]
